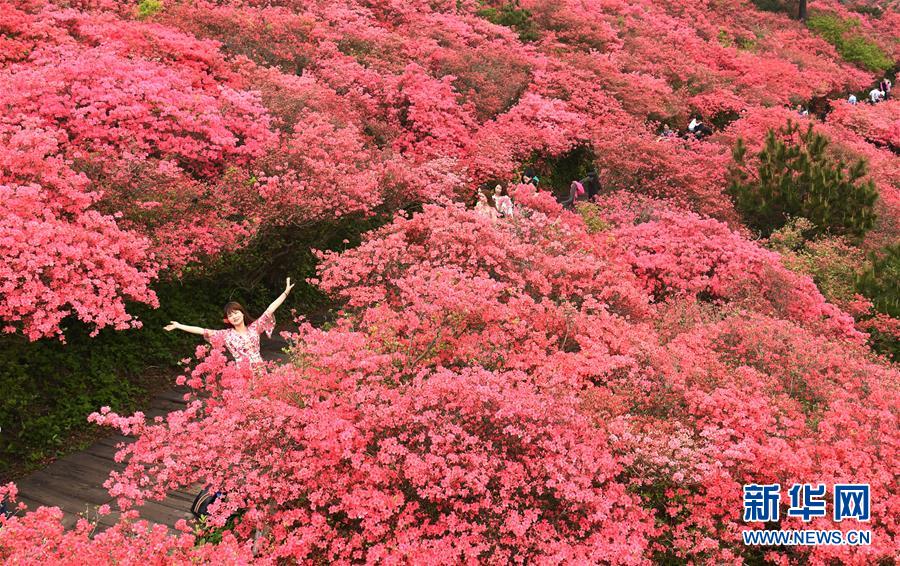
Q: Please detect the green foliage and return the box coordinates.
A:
[0,280,218,479]
[530,145,596,199]
[736,36,758,51]
[856,243,900,360]
[709,109,742,130]
[856,243,900,319]
[716,29,732,48]
[476,2,539,42]
[750,0,794,15]
[576,202,611,233]
[807,12,893,72]
[136,0,162,19]
[728,121,878,238]
[767,223,898,360]
[193,511,244,546]
[848,3,884,18]
[767,218,866,305]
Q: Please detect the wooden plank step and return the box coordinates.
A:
[153,390,191,404]
[136,499,192,526]
[81,442,124,463]
[43,453,118,478]
[147,397,186,411]
[14,482,101,519]
[35,469,115,505]
[16,471,113,508]
[54,452,124,476]
[11,494,79,528]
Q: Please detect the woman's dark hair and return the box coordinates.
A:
[223,301,254,327]
[523,166,536,179]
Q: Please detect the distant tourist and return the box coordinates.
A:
[579,170,602,199]
[475,191,498,219]
[879,77,891,99]
[869,87,885,104]
[164,279,293,364]
[492,185,515,217]
[795,104,808,117]
[522,167,539,186]
[688,117,712,139]
[848,94,858,105]
[688,118,700,132]
[657,123,676,141]
[561,179,586,209]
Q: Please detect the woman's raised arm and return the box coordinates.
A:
[263,277,295,318]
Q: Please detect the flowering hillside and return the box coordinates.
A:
[1,0,898,562]
[2,0,897,339]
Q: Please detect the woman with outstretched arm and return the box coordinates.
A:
[165,278,295,364]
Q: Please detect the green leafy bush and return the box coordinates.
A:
[576,202,611,233]
[856,243,900,360]
[728,121,878,238]
[0,281,216,478]
[807,12,893,72]
[136,0,162,19]
[856,243,900,318]
[476,2,539,42]
[767,217,868,306]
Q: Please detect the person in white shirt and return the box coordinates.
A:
[848,94,858,105]
[869,88,884,103]
[688,117,712,139]
[492,185,515,217]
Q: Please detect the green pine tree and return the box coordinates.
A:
[856,243,900,319]
[728,121,878,238]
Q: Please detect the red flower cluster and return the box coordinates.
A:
[2,0,896,338]
[5,194,894,563]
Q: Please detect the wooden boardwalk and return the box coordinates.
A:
[13,339,288,532]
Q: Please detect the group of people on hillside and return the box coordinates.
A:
[655,117,713,142]
[475,183,517,219]
[654,75,894,143]
[848,76,892,105]
[473,167,605,219]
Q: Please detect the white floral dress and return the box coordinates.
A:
[204,312,275,364]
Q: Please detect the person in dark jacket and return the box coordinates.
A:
[522,167,539,186]
[579,170,601,199]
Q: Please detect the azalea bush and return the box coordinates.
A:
[5,193,895,563]
[2,0,899,562]
[2,0,897,340]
